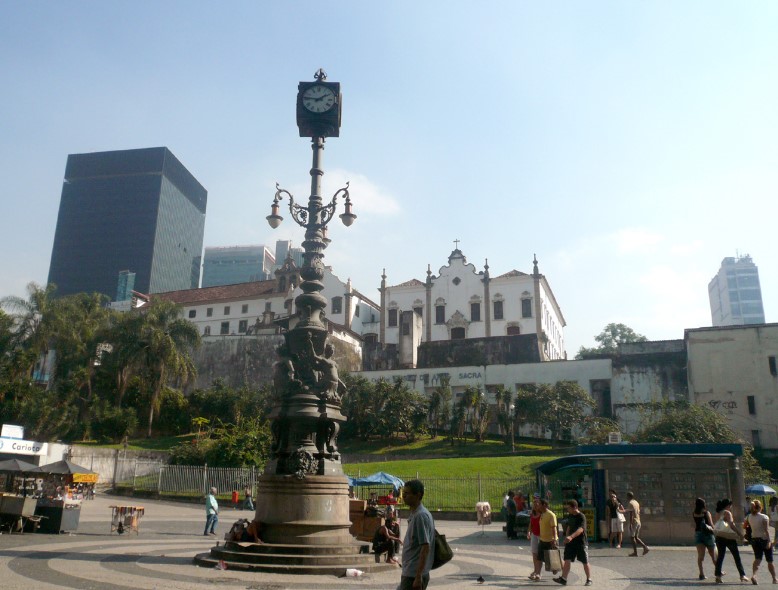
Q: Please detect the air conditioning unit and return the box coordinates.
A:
[607,432,622,444]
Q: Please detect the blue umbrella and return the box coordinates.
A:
[745,484,777,495]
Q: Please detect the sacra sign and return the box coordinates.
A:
[458,372,482,379]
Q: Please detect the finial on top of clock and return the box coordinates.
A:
[314,68,327,81]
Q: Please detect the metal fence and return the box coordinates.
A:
[113,460,542,511]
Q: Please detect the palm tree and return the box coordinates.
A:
[136,299,201,437]
[0,282,60,381]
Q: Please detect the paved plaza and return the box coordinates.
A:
[0,494,755,589]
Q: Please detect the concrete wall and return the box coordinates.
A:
[68,446,169,488]
[356,358,612,439]
[192,329,363,390]
[610,345,689,435]
[416,334,542,368]
[688,324,778,449]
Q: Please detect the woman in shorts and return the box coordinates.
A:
[746,499,778,585]
[693,498,717,580]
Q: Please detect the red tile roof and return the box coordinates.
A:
[155,280,279,305]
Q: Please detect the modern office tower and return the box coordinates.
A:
[273,240,304,270]
[48,147,207,298]
[708,254,766,326]
[201,245,275,287]
[115,270,136,302]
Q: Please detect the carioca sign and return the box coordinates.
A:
[0,437,48,456]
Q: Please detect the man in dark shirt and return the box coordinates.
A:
[554,500,592,586]
[506,490,518,539]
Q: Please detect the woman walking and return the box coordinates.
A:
[714,498,749,584]
[606,490,624,548]
[693,498,717,580]
[746,499,778,585]
[769,496,778,543]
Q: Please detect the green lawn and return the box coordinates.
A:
[340,435,563,458]
[344,454,556,479]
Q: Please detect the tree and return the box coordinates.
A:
[427,378,452,438]
[576,322,648,359]
[1,282,61,380]
[634,401,771,482]
[515,381,596,442]
[135,298,201,437]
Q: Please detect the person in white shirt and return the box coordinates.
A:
[747,500,778,585]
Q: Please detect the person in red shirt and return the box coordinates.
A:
[528,494,544,580]
[515,493,527,513]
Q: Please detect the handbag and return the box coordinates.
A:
[544,547,563,572]
[713,518,739,540]
[431,529,453,569]
[617,512,626,523]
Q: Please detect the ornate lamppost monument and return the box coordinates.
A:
[196,71,388,574]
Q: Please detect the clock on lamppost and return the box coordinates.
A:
[296,68,341,138]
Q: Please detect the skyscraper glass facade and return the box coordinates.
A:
[708,255,766,326]
[201,245,275,287]
[48,147,207,298]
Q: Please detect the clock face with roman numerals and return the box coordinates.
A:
[302,85,336,113]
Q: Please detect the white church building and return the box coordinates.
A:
[378,247,566,361]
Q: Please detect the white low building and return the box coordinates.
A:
[157,256,380,339]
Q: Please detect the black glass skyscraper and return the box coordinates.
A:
[48,147,207,298]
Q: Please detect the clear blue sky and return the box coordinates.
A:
[1,1,775,354]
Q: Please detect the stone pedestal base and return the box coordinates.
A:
[255,474,352,545]
[194,474,396,574]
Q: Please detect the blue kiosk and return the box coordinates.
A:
[536,443,745,545]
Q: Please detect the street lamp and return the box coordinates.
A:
[254,69,360,550]
[509,403,516,453]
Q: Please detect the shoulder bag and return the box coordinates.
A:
[713,517,739,540]
[431,529,453,569]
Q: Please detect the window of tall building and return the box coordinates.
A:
[332,296,343,314]
[220,322,229,335]
[770,356,777,377]
[451,327,465,339]
[402,322,410,336]
[224,306,231,315]
[507,325,521,335]
[239,319,248,333]
[493,300,504,320]
[203,326,211,336]
[265,302,272,311]
[207,308,213,317]
[388,309,398,327]
[521,298,532,318]
[753,430,762,448]
[355,305,360,317]
[435,305,445,324]
[188,310,196,318]
[413,306,423,318]
[748,395,756,415]
[242,304,249,314]
[471,302,481,322]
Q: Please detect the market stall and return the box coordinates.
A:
[347,472,404,543]
[0,458,42,533]
[109,505,145,534]
[31,460,98,534]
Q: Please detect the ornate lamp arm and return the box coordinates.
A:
[267,183,309,228]
[319,182,354,227]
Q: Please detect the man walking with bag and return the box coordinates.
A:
[401,479,435,590]
[554,500,592,586]
[537,498,559,581]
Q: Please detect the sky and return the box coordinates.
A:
[1,1,776,355]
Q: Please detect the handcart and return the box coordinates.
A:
[110,505,145,534]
